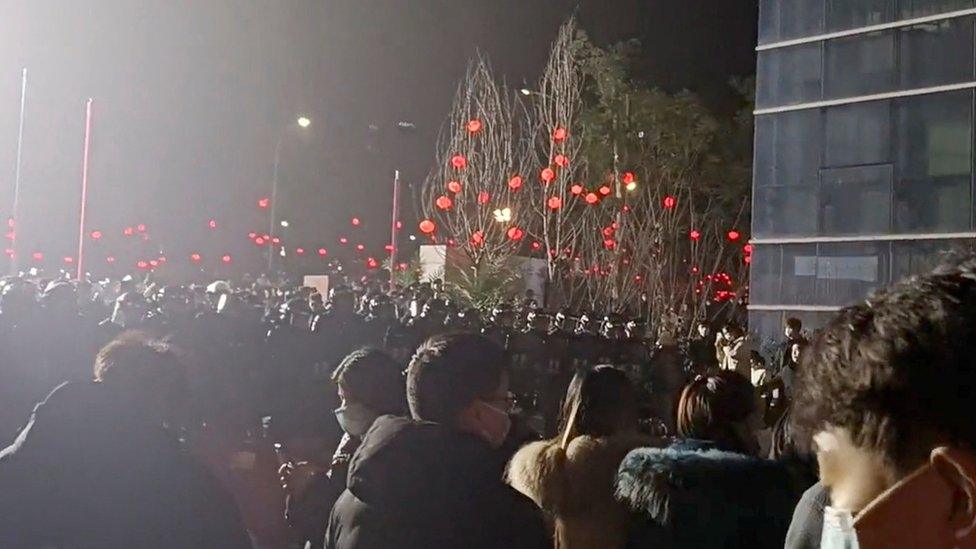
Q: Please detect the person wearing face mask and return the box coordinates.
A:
[279,347,406,546]
[325,333,548,549]
[789,255,976,549]
[615,370,809,548]
[506,365,652,549]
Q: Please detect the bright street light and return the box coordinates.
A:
[297,116,311,128]
[280,220,290,228]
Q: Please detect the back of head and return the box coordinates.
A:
[406,333,504,424]
[677,371,757,454]
[94,333,187,403]
[558,365,637,441]
[332,347,406,415]
[793,254,976,475]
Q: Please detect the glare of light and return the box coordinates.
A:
[493,207,512,223]
[409,235,417,241]
[519,88,532,96]
[280,220,290,228]
[626,181,638,192]
[297,116,311,128]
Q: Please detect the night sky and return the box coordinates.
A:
[0,0,757,275]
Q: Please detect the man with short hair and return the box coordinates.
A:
[790,255,976,548]
[325,333,547,549]
[0,334,250,548]
[716,322,753,381]
[774,317,807,377]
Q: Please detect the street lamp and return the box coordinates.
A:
[268,115,311,273]
[280,220,290,228]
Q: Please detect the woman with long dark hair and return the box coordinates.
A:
[506,365,651,548]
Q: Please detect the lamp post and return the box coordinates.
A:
[268,116,311,273]
[9,68,27,274]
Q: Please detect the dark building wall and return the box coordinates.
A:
[750,0,976,338]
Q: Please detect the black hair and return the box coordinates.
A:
[793,254,976,474]
[332,347,406,416]
[406,333,506,423]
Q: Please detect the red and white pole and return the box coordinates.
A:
[77,98,93,280]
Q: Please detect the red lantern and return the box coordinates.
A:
[255,237,266,245]
[471,230,484,246]
[90,230,103,240]
[31,251,43,261]
[419,219,436,234]
[149,260,159,268]
[318,248,328,257]
[366,257,379,270]
[552,127,568,142]
[296,247,305,256]
[435,195,453,210]
[599,185,612,196]
[727,230,741,241]
[221,255,232,264]
[553,154,569,168]
[447,180,463,194]
[622,172,635,184]
[395,220,403,229]
[663,196,677,209]
[571,184,584,195]
[123,227,134,236]
[190,253,202,262]
[451,154,467,169]
[689,229,701,241]
[339,237,349,244]
[603,239,616,250]
[398,262,408,271]
[208,219,217,230]
[248,232,257,239]
[507,226,524,241]
[136,224,147,233]
[603,226,614,237]
[477,191,490,205]
[356,244,365,252]
[137,260,148,269]
[63,256,74,264]
[466,119,482,133]
[547,196,563,210]
[744,244,754,253]
[271,237,281,245]
[531,241,542,251]
[257,197,270,209]
[540,167,555,184]
[106,256,116,264]
[508,175,523,190]
[384,244,395,253]
[352,217,361,226]
[585,193,599,205]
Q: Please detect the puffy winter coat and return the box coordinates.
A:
[506,434,652,549]
[615,439,809,549]
[325,415,548,549]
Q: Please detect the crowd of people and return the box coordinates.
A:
[0,254,974,548]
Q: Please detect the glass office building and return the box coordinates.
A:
[750,0,976,338]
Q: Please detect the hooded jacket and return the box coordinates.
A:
[325,415,548,549]
[615,440,808,549]
[506,434,651,549]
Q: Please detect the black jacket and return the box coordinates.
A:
[615,440,809,549]
[325,415,548,549]
[0,382,250,549]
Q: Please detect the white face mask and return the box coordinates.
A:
[476,400,512,449]
[334,403,378,437]
[821,506,860,549]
